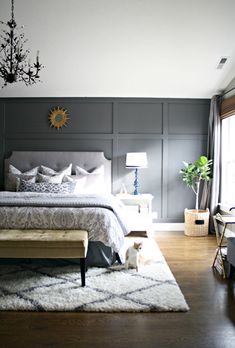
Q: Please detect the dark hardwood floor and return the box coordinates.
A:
[0,231,235,348]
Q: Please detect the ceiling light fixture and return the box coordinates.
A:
[0,0,43,87]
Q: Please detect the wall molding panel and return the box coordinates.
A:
[0,97,210,222]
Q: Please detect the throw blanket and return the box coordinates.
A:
[0,192,130,252]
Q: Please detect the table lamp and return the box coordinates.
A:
[126,152,148,195]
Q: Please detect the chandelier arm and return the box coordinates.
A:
[14,58,20,75]
[17,66,31,85]
[1,48,10,67]
[19,75,28,85]
[11,0,15,21]
[0,67,4,78]
[10,30,14,74]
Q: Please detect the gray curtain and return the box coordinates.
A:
[200,95,221,231]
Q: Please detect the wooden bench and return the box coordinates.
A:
[0,229,88,287]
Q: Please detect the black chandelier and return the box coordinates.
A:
[0,0,43,87]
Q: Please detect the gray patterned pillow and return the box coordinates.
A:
[6,165,39,191]
[37,173,64,184]
[8,164,39,176]
[15,176,36,191]
[18,180,76,193]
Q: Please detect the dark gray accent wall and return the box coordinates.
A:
[0,97,210,222]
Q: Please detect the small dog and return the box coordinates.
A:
[125,241,143,272]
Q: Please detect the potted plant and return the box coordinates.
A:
[180,156,213,236]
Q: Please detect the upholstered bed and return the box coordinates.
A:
[0,151,130,266]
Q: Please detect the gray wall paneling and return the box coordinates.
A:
[0,97,210,222]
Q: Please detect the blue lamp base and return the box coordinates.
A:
[133,168,140,195]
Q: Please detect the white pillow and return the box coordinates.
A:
[6,165,39,191]
[62,175,87,194]
[75,165,104,176]
[40,163,72,176]
[75,165,106,194]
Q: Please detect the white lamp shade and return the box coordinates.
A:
[126,152,148,168]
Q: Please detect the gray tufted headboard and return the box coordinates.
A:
[4,151,112,192]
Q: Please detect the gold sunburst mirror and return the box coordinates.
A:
[49,107,69,130]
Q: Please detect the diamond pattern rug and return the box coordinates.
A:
[0,239,189,312]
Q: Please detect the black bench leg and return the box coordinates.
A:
[80,258,86,287]
[115,253,122,265]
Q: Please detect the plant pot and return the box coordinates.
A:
[184,208,209,236]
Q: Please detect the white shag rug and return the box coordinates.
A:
[0,239,189,312]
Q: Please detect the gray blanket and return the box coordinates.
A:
[0,192,130,252]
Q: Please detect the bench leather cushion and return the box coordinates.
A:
[0,229,88,259]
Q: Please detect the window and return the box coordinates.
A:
[221,114,235,205]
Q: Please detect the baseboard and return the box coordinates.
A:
[153,223,184,231]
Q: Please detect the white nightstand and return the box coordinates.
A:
[116,193,154,237]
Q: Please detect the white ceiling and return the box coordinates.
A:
[0,0,235,98]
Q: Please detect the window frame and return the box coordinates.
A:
[221,114,235,209]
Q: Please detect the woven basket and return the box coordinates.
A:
[184,208,209,236]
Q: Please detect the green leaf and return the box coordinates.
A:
[199,156,208,165]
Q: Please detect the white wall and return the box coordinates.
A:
[0,0,235,98]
